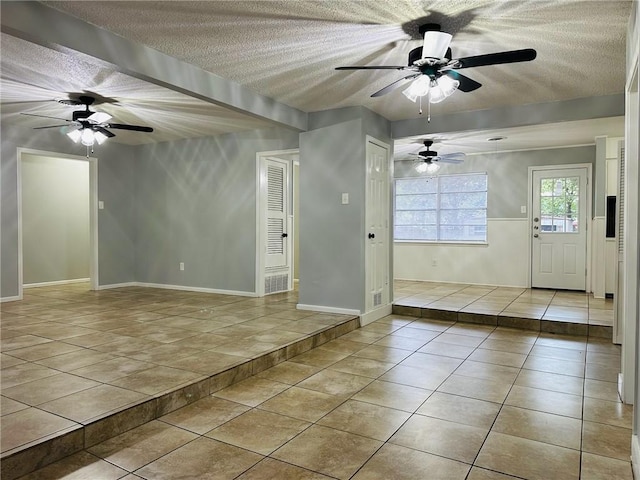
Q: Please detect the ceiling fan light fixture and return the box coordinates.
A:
[402,75,430,102]
[80,128,96,146]
[415,160,440,174]
[94,130,109,145]
[425,162,440,174]
[66,127,82,143]
[429,76,460,103]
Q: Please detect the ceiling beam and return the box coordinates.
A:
[1,1,308,132]
[391,94,625,139]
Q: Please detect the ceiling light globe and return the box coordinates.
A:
[415,162,429,173]
[402,76,431,102]
[429,76,459,103]
[425,162,441,174]
[80,128,95,146]
[94,131,109,145]
[66,129,82,143]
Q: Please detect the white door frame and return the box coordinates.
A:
[362,136,392,325]
[16,147,99,300]
[527,163,592,290]
[255,148,298,296]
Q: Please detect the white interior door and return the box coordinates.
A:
[531,167,588,290]
[365,139,390,312]
[262,156,291,294]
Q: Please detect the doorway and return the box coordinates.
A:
[530,165,591,290]
[17,148,98,299]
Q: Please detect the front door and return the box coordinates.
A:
[531,167,588,290]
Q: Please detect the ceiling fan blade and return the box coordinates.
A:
[32,124,69,130]
[371,74,421,97]
[21,112,70,122]
[445,71,482,92]
[94,126,116,138]
[336,65,409,71]
[105,123,154,132]
[438,157,465,164]
[455,48,537,69]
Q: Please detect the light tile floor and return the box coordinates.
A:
[1,282,632,479]
[394,280,614,326]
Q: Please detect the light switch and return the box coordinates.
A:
[520,205,526,214]
[341,193,349,205]
[98,201,104,210]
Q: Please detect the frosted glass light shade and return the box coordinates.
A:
[425,162,440,174]
[67,128,82,143]
[429,76,459,103]
[94,131,109,145]
[80,128,95,146]
[415,161,440,174]
[402,76,431,102]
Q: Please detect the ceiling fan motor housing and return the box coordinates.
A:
[72,110,92,121]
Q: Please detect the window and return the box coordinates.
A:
[539,176,579,233]
[395,173,488,242]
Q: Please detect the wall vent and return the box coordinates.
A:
[265,273,289,295]
[373,292,382,307]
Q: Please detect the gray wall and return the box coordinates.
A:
[134,127,299,293]
[394,145,596,219]
[299,107,391,312]
[0,124,136,298]
[22,155,89,284]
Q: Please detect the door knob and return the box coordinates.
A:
[281,233,288,238]
[368,233,375,239]
[533,233,539,238]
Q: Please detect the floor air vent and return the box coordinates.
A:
[265,274,289,294]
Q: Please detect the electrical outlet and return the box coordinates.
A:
[179,262,185,271]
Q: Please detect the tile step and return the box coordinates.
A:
[392,305,612,339]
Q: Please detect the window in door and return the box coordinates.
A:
[539,176,580,233]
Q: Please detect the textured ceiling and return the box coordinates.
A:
[0,0,632,145]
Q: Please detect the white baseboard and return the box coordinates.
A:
[360,304,392,326]
[632,435,639,478]
[96,282,138,290]
[296,303,361,316]
[0,295,22,303]
[135,282,258,297]
[24,278,90,289]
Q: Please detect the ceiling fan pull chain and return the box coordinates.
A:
[427,94,431,123]
[418,95,423,115]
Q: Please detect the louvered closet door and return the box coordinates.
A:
[265,159,289,269]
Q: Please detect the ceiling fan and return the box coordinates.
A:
[336,23,536,110]
[397,139,465,174]
[21,95,153,147]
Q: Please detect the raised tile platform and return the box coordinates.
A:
[393,280,614,340]
[0,285,359,480]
